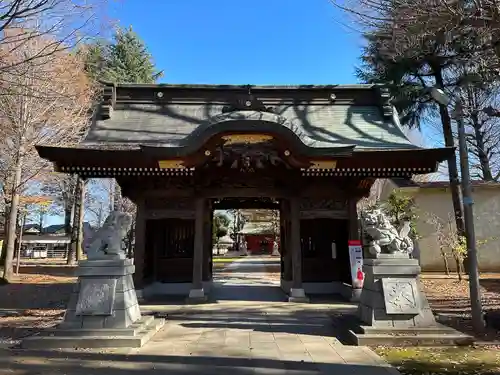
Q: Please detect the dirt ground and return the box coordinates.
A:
[0,264,76,342]
[421,274,500,342]
[0,265,499,343]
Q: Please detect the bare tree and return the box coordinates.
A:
[332,0,500,237]
[458,83,500,181]
[0,0,111,79]
[0,32,96,281]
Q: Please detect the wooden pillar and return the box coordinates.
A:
[348,197,360,241]
[133,197,146,290]
[203,200,213,282]
[188,197,207,302]
[280,199,292,281]
[347,196,363,302]
[288,197,309,302]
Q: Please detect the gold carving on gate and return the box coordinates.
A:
[158,160,186,169]
[221,134,273,145]
[308,160,337,169]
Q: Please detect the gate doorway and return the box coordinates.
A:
[210,198,284,302]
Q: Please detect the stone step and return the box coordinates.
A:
[43,316,156,337]
[21,318,165,349]
[348,330,474,347]
[358,324,459,335]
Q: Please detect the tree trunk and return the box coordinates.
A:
[471,113,494,181]
[76,178,85,261]
[38,212,43,233]
[441,249,450,275]
[68,178,83,265]
[16,214,26,275]
[64,198,74,263]
[455,257,463,281]
[0,206,10,266]
[434,69,466,237]
[2,158,22,282]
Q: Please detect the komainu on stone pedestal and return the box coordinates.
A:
[21,211,165,349]
[360,207,414,256]
[347,208,473,346]
[86,211,132,260]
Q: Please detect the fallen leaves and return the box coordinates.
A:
[0,266,76,341]
[421,275,500,342]
[375,346,500,375]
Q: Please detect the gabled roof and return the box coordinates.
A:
[43,224,65,234]
[35,83,455,178]
[239,221,276,235]
[84,83,417,152]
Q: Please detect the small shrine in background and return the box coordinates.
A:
[237,209,280,255]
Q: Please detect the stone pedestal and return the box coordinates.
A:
[288,288,310,303]
[21,259,164,349]
[186,288,208,304]
[349,254,473,346]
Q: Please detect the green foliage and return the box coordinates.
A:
[382,191,419,239]
[82,26,163,84]
[356,34,434,130]
[212,212,230,246]
[77,40,109,82]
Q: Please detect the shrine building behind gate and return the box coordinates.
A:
[36,83,452,301]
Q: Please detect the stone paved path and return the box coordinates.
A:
[0,257,400,374]
[129,257,400,374]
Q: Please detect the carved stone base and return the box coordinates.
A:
[348,255,473,346]
[21,259,164,349]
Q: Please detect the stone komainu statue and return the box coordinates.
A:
[360,207,414,256]
[86,211,133,260]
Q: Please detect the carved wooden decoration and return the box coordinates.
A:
[158,160,186,169]
[205,143,291,172]
[308,160,337,169]
[221,134,274,145]
[221,89,275,114]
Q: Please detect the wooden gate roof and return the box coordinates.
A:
[84,83,419,151]
[36,83,453,177]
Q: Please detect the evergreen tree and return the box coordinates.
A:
[80,40,109,82]
[357,32,466,238]
[102,26,163,84]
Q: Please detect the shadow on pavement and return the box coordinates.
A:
[209,284,287,302]
[0,349,397,375]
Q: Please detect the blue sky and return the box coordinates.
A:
[108,0,362,85]
[44,1,443,226]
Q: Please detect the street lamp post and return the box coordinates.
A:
[430,88,485,332]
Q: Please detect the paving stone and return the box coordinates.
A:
[20,257,398,375]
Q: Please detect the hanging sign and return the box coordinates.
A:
[348,240,364,289]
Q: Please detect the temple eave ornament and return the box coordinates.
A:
[221,86,275,114]
[360,207,414,256]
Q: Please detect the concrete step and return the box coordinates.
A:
[348,330,474,346]
[44,316,156,337]
[21,318,165,349]
[358,324,459,335]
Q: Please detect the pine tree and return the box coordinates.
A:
[102,26,163,84]
[78,26,163,224]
